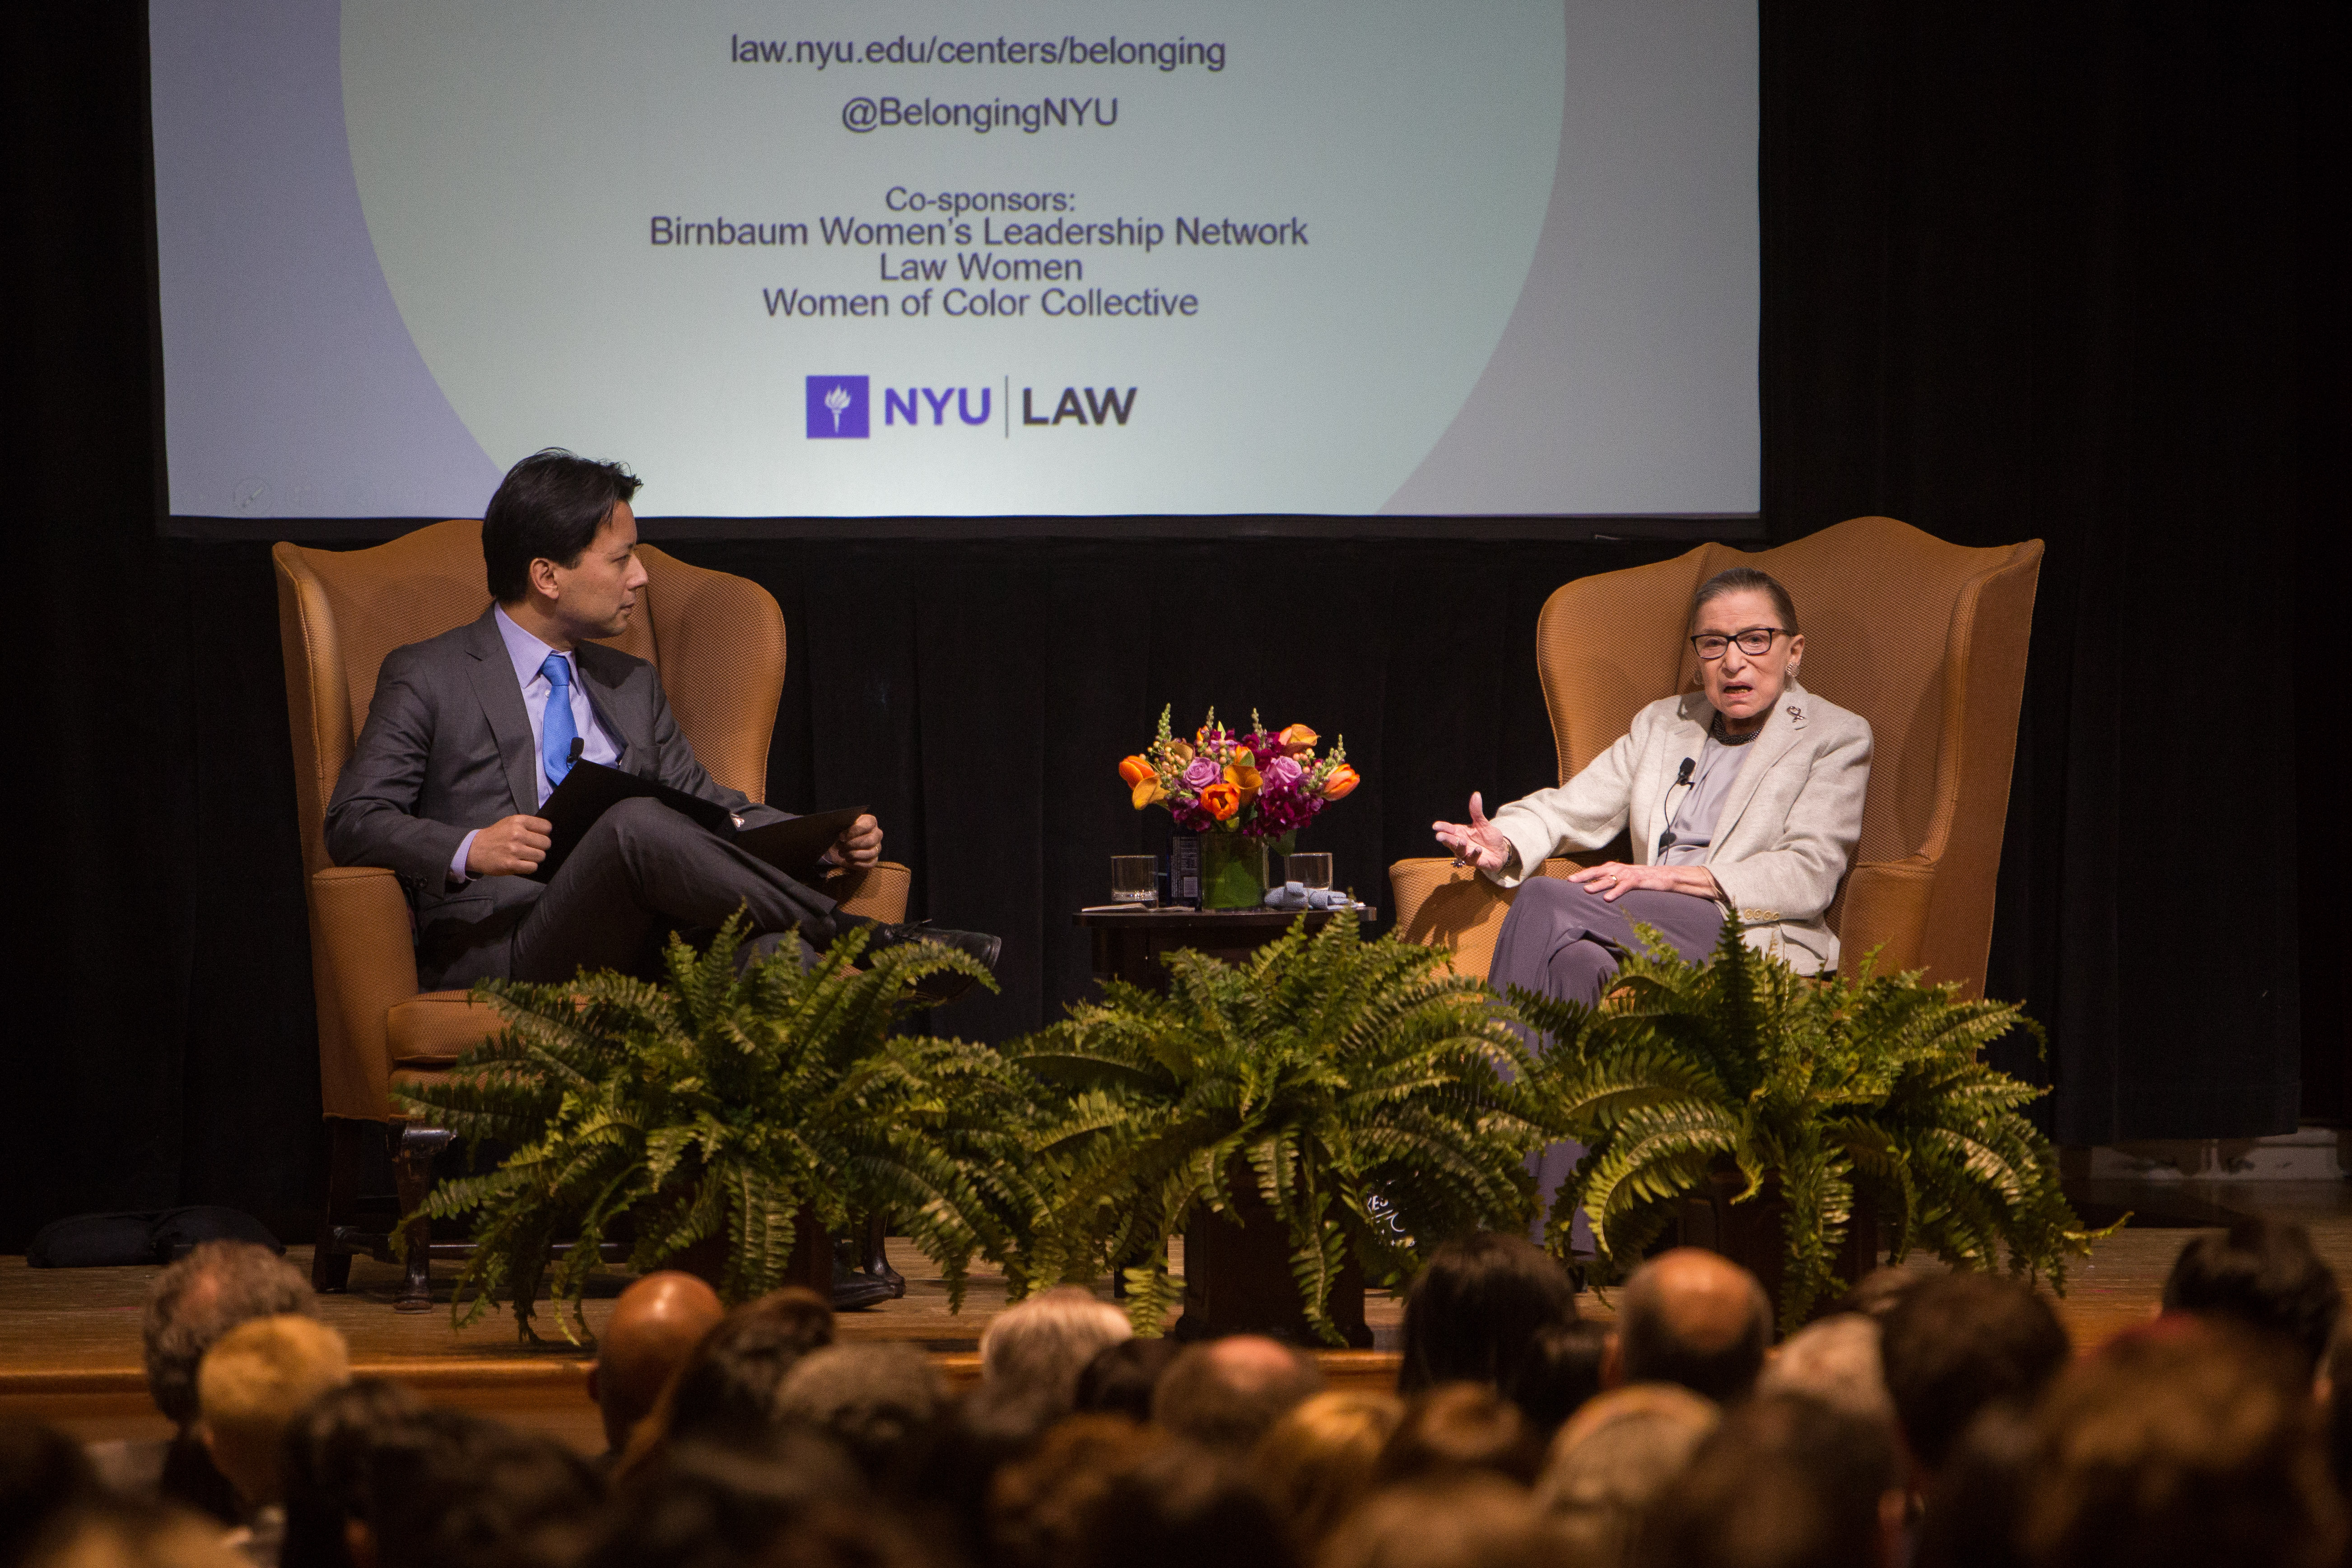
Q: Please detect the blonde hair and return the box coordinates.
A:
[196,1315,350,1504]
[1252,1390,1404,1556]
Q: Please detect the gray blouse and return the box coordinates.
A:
[1658,732,1756,865]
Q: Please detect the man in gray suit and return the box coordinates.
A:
[325,448,999,1000]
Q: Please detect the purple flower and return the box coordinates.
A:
[1262,754,1304,789]
[1181,756,1221,791]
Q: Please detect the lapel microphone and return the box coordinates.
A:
[1657,756,1696,856]
[568,737,585,765]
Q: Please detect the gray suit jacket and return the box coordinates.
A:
[325,609,788,943]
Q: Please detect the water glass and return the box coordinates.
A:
[1110,855,1160,904]
[1286,852,1334,891]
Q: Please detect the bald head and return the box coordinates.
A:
[590,1271,725,1451]
[1612,1248,1773,1403]
[1153,1335,1325,1451]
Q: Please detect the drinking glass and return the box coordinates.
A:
[1286,852,1334,891]
[1110,855,1160,904]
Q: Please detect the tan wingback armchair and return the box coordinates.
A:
[275,520,909,1294]
[1389,516,2042,996]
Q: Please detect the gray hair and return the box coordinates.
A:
[142,1240,317,1425]
[978,1285,1133,1418]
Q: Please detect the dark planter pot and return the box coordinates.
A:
[1171,1169,1372,1348]
[1682,1163,1878,1332]
[661,1208,832,1300]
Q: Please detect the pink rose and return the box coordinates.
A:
[1181,756,1222,791]
[1262,755,1304,789]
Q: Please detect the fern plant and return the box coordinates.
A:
[1517,920,2114,1331]
[396,918,1044,1343]
[1011,912,1549,1345]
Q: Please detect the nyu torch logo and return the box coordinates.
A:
[805,376,869,438]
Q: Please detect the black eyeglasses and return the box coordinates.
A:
[1690,627,1790,659]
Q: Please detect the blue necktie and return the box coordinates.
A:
[540,653,578,791]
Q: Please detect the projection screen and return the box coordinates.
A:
[150,0,1758,532]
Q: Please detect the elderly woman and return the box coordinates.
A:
[1434,568,1871,1230]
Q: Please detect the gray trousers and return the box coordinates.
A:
[1488,878,1725,1251]
[427,797,837,989]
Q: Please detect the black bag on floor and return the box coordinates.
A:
[27,1207,282,1267]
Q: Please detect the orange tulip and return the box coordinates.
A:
[1132,778,1167,809]
[1118,754,1155,787]
[1200,781,1243,821]
[1225,763,1262,807]
[1321,764,1361,801]
[1278,724,1319,755]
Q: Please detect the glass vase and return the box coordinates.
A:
[1198,833,1269,909]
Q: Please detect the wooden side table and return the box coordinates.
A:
[1075,906,1378,993]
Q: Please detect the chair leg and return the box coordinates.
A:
[863,1212,905,1296]
[391,1126,454,1313]
[312,1119,367,1294]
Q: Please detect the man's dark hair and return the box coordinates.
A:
[1504,1316,1609,1437]
[1912,1399,2038,1568]
[279,1377,425,1568]
[1880,1273,2071,1473]
[365,1409,603,1568]
[1073,1445,1296,1568]
[1615,1254,1774,1404]
[142,1239,318,1426]
[589,1430,868,1568]
[481,448,642,603]
[1641,1394,1899,1568]
[1073,1336,1183,1423]
[1398,1232,1579,1395]
[773,1344,946,1486]
[2161,1216,2343,1377]
[1150,1339,1324,1453]
[663,1288,836,1449]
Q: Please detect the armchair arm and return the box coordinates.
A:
[1389,856,1586,980]
[309,866,420,1120]
[829,860,913,926]
[1833,856,1938,980]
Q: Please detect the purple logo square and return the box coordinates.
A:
[806,375,869,438]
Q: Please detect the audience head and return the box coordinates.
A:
[142,1240,318,1427]
[1533,1383,1719,1566]
[1910,1399,2037,1568]
[773,1343,946,1485]
[1879,1272,2069,1476]
[1071,1443,1295,1568]
[21,1496,250,1568]
[1,1419,100,1568]
[2019,1323,2342,1568]
[279,1378,424,1568]
[2161,1216,2342,1378]
[1397,1234,1578,1396]
[588,1427,868,1568]
[1073,1335,1184,1423]
[656,1288,836,1453]
[364,1409,603,1568]
[194,1314,351,1509]
[987,1413,1168,1568]
[1503,1317,1609,1438]
[1756,1313,1896,1431]
[1248,1391,1402,1559]
[1610,1248,1772,1403]
[482,448,643,606]
[1824,1268,1916,1321]
[1151,1336,1324,1452]
[1320,1474,1561,1568]
[1642,1392,1904,1568]
[590,1271,725,1453]
[1373,1383,1542,1488]
[979,1285,1134,1422]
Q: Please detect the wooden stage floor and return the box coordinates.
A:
[7,1178,2347,1453]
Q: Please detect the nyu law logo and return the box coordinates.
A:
[805,376,869,438]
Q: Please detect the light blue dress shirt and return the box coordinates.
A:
[447,605,619,883]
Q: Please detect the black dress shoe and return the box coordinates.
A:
[849,920,1002,1003]
[832,1257,899,1311]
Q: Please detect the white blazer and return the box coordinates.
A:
[1486,682,1872,974]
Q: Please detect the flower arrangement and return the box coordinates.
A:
[1119,706,1359,838]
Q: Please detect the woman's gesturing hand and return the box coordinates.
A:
[1568,860,1724,903]
[1432,791,1514,875]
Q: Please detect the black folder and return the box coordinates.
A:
[528,760,865,884]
